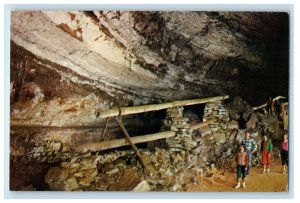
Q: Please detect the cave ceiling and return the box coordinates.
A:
[10,11,289,111]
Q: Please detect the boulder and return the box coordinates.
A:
[199,125,212,137]
[132,180,150,192]
[214,133,226,143]
[246,113,258,129]
[109,169,142,191]
[228,120,239,129]
[204,134,214,141]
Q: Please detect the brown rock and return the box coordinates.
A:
[78,177,94,187]
[204,134,214,141]
[45,167,69,183]
[64,178,79,191]
[213,133,226,143]
[109,169,141,191]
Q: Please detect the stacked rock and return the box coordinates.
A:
[27,140,73,163]
[199,101,239,167]
[202,101,230,141]
[161,107,196,152]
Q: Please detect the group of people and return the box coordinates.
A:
[234,131,288,189]
[266,96,289,131]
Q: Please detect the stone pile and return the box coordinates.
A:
[190,101,241,169]
[27,140,74,163]
[43,147,198,191]
[161,107,197,152]
[225,96,254,123]
[44,149,147,191]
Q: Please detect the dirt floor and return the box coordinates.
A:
[185,162,288,192]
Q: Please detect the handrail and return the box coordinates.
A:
[253,96,287,111]
[96,95,229,119]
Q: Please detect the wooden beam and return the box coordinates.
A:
[98,117,110,142]
[253,96,287,111]
[96,95,229,119]
[75,131,176,153]
[190,119,217,131]
[115,116,147,169]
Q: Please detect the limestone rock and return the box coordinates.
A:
[64,178,79,191]
[246,113,258,129]
[204,134,215,141]
[109,169,142,191]
[213,133,226,144]
[228,120,239,129]
[132,180,151,192]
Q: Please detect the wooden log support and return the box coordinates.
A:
[75,131,176,152]
[115,116,147,169]
[98,117,110,142]
[190,119,217,131]
[96,95,229,119]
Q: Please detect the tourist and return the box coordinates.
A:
[275,100,281,119]
[266,96,273,115]
[242,130,257,174]
[271,99,276,115]
[280,134,288,173]
[282,103,288,131]
[260,135,273,173]
[234,145,248,189]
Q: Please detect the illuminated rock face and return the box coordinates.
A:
[11,11,288,105]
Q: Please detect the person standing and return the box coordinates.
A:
[266,96,273,116]
[234,145,248,189]
[275,100,281,119]
[242,131,257,174]
[282,103,288,131]
[261,135,273,173]
[280,134,288,173]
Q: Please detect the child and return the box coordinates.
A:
[280,134,288,173]
[235,145,249,189]
[261,135,273,173]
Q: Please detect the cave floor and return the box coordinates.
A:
[185,162,288,192]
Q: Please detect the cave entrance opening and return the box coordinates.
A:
[125,109,166,136]
[183,103,206,123]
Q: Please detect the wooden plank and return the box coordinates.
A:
[253,96,287,111]
[75,131,176,152]
[190,119,217,131]
[96,95,229,119]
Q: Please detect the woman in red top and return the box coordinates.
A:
[280,134,288,173]
[261,135,273,173]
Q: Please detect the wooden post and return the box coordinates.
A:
[115,116,147,170]
[99,117,110,142]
